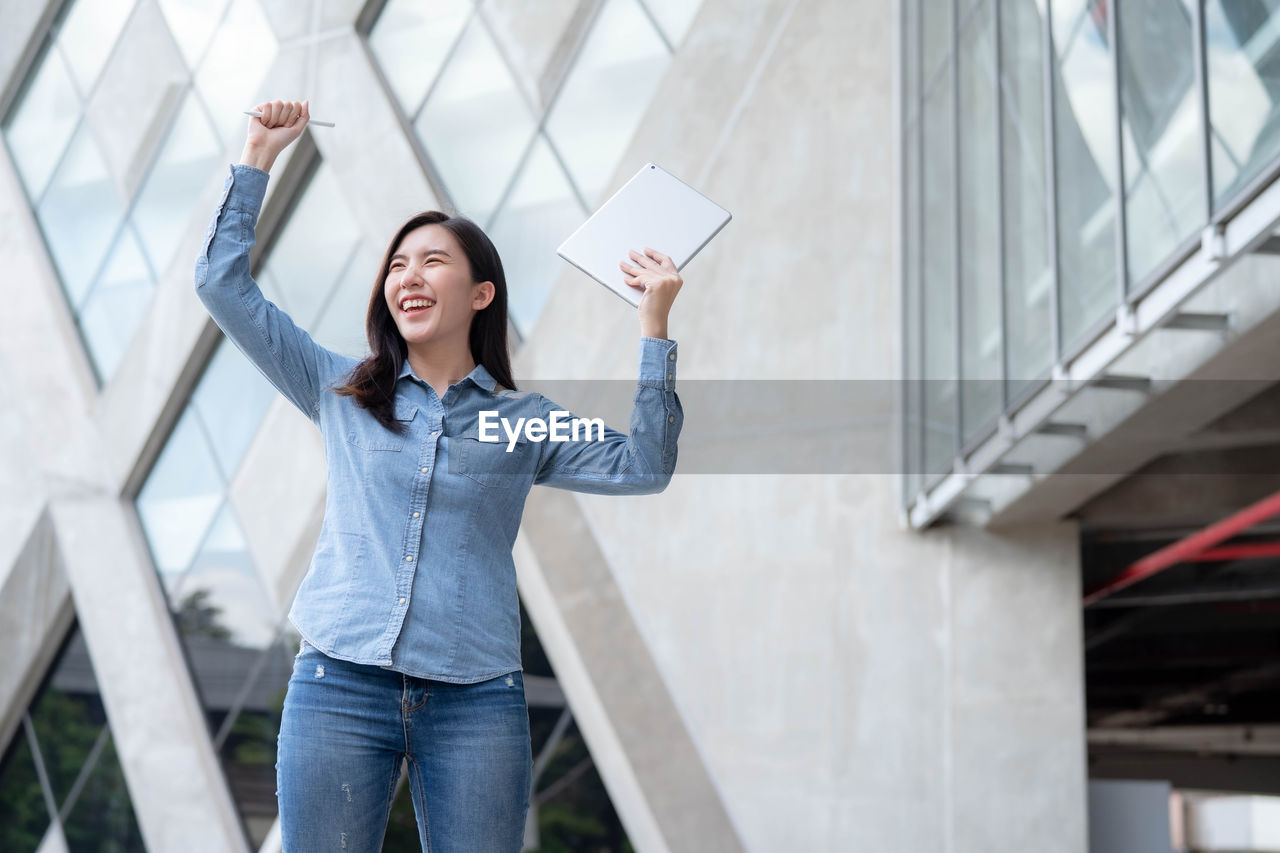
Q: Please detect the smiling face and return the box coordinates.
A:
[383,223,494,348]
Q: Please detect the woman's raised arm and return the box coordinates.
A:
[193,100,337,425]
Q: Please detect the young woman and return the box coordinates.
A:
[194,100,684,850]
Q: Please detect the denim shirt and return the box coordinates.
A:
[194,164,683,683]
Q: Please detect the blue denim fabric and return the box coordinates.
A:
[276,640,532,851]
[195,164,683,682]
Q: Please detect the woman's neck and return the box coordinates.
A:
[405,341,477,399]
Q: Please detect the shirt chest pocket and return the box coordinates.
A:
[346,400,417,451]
[456,435,535,488]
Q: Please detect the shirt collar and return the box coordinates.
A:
[397,358,497,393]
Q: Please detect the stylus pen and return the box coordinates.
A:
[242,110,335,128]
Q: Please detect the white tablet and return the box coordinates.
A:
[556,162,732,308]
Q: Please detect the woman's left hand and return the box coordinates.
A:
[621,248,682,339]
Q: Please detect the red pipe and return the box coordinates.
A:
[1082,490,1280,607]
[1189,541,1280,562]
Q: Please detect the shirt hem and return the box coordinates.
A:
[378,663,525,684]
[293,620,523,684]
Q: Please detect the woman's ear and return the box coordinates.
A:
[473,281,495,311]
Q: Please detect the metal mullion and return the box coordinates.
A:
[634,0,676,54]
[485,0,609,228]
[1005,373,1051,418]
[187,0,237,76]
[994,0,1008,411]
[213,626,281,750]
[915,0,926,503]
[1059,303,1120,366]
[479,125,542,231]
[57,724,110,822]
[898,0,909,508]
[1109,0,1129,303]
[95,81,204,283]
[1194,0,1214,219]
[465,0,604,222]
[62,1,141,112]
[29,60,84,211]
[308,237,367,337]
[1210,139,1280,226]
[472,3,542,120]
[960,418,999,458]
[356,38,457,215]
[409,6,478,124]
[355,0,390,35]
[952,0,963,462]
[23,715,62,826]
[1127,229,1202,303]
[922,52,951,96]
[531,0,611,212]
[0,0,65,120]
[1043,0,1062,362]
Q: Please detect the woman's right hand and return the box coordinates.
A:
[240,99,309,172]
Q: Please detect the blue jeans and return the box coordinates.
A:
[276,640,533,851]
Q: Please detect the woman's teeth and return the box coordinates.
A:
[402,298,435,313]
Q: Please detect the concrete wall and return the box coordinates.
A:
[513,0,1090,849]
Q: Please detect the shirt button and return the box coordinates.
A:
[432,430,439,435]
[668,416,675,423]
[399,597,406,604]
[668,353,675,360]
[421,466,428,473]
[667,373,672,380]
[405,555,413,562]
[413,511,420,518]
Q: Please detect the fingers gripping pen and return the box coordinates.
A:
[242,110,335,128]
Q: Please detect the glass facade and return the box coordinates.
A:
[0,0,275,385]
[902,0,1280,510]
[0,624,144,851]
[1206,0,1280,209]
[368,0,701,338]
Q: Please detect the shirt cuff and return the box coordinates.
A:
[638,336,677,390]
[222,163,270,217]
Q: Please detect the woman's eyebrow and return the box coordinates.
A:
[390,249,452,261]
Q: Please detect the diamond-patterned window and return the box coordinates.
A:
[488,137,587,339]
[369,0,472,115]
[34,122,128,312]
[0,624,145,852]
[132,92,224,279]
[1,0,276,386]
[367,0,702,339]
[544,0,671,205]
[257,163,365,330]
[416,16,539,226]
[4,42,80,199]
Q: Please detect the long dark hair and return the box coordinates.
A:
[332,211,517,433]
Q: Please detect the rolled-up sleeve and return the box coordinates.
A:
[533,336,683,495]
[194,164,332,425]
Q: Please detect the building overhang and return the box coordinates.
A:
[909,168,1280,529]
